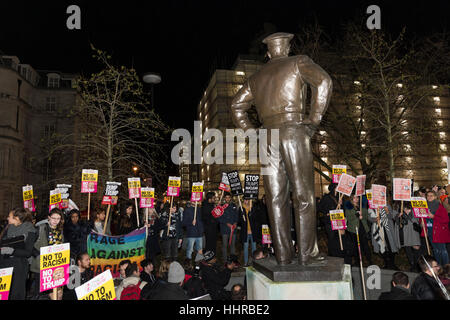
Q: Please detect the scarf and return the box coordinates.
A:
[6,221,36,241]
[372,207,387,253]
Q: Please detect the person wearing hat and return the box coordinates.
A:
[317,183,344,257]
[199,250,236,300]
[141,261,188,300]
[230,32,332,265]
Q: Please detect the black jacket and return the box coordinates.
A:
[140,279,188,300]
[201,200,217,227]
[63,221,89,256]
[317,193,339,226]
[378,286,416,300]
[118,214,138,235]
[411,273,446,300]
[238,205,261,243]
[199,261,232,300]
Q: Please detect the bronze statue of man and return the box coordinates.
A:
[230,32,333,265]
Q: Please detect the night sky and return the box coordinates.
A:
[1,0,450,130]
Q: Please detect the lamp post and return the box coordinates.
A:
[143,72,161,108]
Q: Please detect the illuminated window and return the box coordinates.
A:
[361,144,366,148]
[319,131,326,135]
[323,171,329,176]
[439,132,445,138]
[356,105,362,110]
[236,71,245,76]
[436,108,442,114]
[432,85,438,89]
[433,97,440,102]
[404,144,412,151]
[402,131,408,135]
[361,131,366,135]
[320,144,327,150]
[438,120,443,126]
[442,156,448,162]
[205,115,208,120]
[354,81,361,85]
[397,95,404,102]
[405,157,412,162]
[396,83,403,88]
[440,144,447,151]
[321,157,328,162]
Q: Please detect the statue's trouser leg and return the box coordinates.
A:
[262,132,292,265]
[280,126,319,263]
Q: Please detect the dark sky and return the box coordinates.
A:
[1,0,450,131]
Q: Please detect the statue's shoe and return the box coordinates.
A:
[299,253,327,266]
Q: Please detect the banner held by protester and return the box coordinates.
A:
[0,267,13,300]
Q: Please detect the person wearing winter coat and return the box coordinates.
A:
[378,272,416,300]
[0,208,37,300]
[199,251,236,300]
[87,207,111,235]
[30,208,66,300]
[116,262,147,300]
[411,255,446,300]
[425,191,450,266]
[144,208,165,262]
[159,203,183,260]
[317,183,344,258]
[368,203,400,270]
[63,209,89,257]
[238,199,260,266]
[201,192,219,253]
[182,203,204,260]
[396,203,422,272]
[343,195,372,266]
[217,193,239,261]
[118,203,138,235]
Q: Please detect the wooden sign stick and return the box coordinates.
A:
[400,201,404,226]
[218,190,224,204]
[52,288,58,300]
[336,193,344,251]
[421,218,431,255]
[87,193,91,221]
[167,196,173,235]
[193,201,198,226]
[103,204,111,235]
[356,227,367,300]
[134,198,140,227]
[237,195,245,222]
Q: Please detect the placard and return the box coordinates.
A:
[366,189,375,209]
[335,173,356,196]
[140,187,155,208]
[22,185,35,212]
[332,165,347,183]
[393,178,411,201]
[219,172,231,192]
[39,243,70,292]
[355,175,366,196]
[75,270,116,300]
[371,184,387,208]
[261,224,272,244]
[102,182,121,205]
[0,267,13,300]
[243,174,260,200]
[167,176,181,197]
[447,157,450,185]
[81,169,98,193]
[191,182,203,202]
[56,184,71,209]
[329,209,347,231]
[411,197,430,218]
[128,177,141,199]
[227,171,243,196]
[49,189,62,212]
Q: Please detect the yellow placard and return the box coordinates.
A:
[366,192,372,201]
[40,249,70,270]
[411,200,428,209]
[141,190,155,198]
[49,193,62,205]
[192,185,203,193]
[332,168,346,175]
[128,181,141,189]
[79,278,116,300]
[82,173,98,182]
[330,212,345,221]
[0,274,12,296]
[168,177,181,187]
[23,190,33,201]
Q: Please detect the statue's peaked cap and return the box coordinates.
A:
[262,32,294,44]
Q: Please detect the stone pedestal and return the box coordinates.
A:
[246,256,353,300]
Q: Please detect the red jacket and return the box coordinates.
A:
[432,204,450,243]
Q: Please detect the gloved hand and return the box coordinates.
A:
[1,247,14,255]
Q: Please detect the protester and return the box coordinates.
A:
[378,272,415,300]
[368,201,400,270]
[201,192,218,253]
[30,208,65,300]
[439,264,450,288]
[218,193,239,261]
[344,195,372,266]
[238,199,259,266]
[183,261,206,299]
[141,261,188,300]
[157,258,171,282]
[63,209,89,257]
[140,259,156,285]
[118,202,137,235]
[396,203,422,272]
[159,202,183,260]
[199,251,236,300]
[182,201,204,261]
[63,252,93,300]
[113,259,131,286]
[411,255,445,300]
[144,207,164,262]
[231,283,247,300]
[425,191,450,266]
[317,183,344,258]
[88,207,111,235]
[0,208,37,300]
[116,262,147,300]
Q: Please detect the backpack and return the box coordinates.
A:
[120,281,144,300]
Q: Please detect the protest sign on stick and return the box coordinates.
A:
[191,182,204,226]
[40,243,70,300]
[0,267,13,300]
[218,172,231,203]
[102,182,121,235]
[75,269,116,300]
[356,226,367,300]
[49,189,62,212]
[330,209,346,250]
[227,171,245,221]
[140,187,155,239]
[128,178,141,227]
[393,178,412,222]
[411,197,432,255]
[332,165,346,183]
[56,184,71,209]
[22,185,35,212]
[355,175,366,212]
[167,176,181,235]
[334,173,356,250]
[81,169,98,220]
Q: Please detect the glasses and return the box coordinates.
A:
[49,216,61,221]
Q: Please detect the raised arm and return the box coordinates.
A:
[297,56,333,127]
[230,81,254,130]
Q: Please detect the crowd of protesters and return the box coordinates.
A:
[1,182,449,300]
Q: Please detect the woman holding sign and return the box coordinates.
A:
[118,203,137,235]
[0,208,37,300]
[344,195,372,266]
[159,202,183,260]
[30,208,65,300]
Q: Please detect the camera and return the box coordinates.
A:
[193,264,201,277]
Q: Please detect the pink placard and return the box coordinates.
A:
[355,175,366,196]
[372,184,387,208]
[331,220,347,231]
[140,197,154,208]
[393,178,411,201]
[40,265,70,292]
[167,186,180,197]
[190,192,203,202]
[128,188,140,199]
[336,173,356,196]
[81,181,98,193]
[24,199,35,212]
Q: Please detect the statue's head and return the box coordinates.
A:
[262,32,294,60]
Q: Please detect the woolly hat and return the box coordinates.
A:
[168,261,185,284]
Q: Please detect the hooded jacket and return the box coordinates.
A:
[30,220,65,273]
[182,206,204,238]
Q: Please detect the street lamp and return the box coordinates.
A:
[143,72,161,108]
[133,166,138,173]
